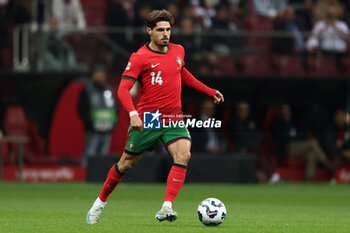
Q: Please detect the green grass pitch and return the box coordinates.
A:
[0,183,349,233]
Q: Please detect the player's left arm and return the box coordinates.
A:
[181,67,224,104]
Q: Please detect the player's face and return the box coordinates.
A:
[148,21,171,47]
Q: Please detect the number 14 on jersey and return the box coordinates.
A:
[150,71,163,85]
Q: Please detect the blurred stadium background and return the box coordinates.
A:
[1,0,350,185]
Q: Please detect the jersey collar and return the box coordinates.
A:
[146,42,169,54]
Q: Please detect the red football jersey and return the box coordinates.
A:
[121,43,185,122]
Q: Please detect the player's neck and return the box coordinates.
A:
[148,41,168,53]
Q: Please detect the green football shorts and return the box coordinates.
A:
[124,123,192,155]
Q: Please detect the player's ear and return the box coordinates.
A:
[146,27,152,36]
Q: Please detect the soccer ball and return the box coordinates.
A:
[197,198,226,226]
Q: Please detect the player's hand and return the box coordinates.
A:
[130,115,143,132]
[213,90,224,104]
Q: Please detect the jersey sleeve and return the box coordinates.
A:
[117,78,137,114]
[121,52,144,82]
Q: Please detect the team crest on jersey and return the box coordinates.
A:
[126,62,131,70]
[176,57,182,70]
[129,141,134,149]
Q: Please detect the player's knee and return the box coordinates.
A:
[118,160,135,173]
[118,163,132,173]
[184,151,191,162]
[176,151,191,164]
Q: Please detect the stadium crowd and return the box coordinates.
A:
[0,0,349,75]
[1,0,350,183]
[189,100,350,183]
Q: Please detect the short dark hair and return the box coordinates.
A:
[146,9,174,29]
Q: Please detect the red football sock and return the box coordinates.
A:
[164,164,187,203]
[98,164,124,202]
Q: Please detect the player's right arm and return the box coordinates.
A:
[117,53,144,132]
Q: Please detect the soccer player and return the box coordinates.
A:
[86,9,224,224]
